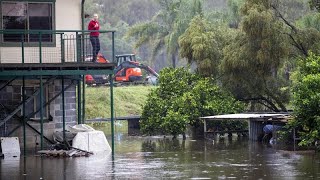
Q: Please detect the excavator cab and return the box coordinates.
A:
[116,54,137,66]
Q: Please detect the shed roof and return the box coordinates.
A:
[200,113,291,121]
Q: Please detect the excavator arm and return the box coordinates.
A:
[114,61,159,77]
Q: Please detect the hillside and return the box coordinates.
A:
[85,85,155,119]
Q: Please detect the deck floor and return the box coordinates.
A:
[0,62,116,76]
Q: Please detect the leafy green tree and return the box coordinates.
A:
[126,0,203,68]
[220,0,291,112]
[140,67,245,138]
[179,15,235,77]
[291,53,320,146]
[141,67,198,136]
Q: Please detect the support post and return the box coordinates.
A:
[40,78,44,150]
[110,75,115,154]
[39,32,44,150]
[62,77,66,142]
[60,34,65,63]
[81,29,86,123]
[82,76,85,123]
[203,119,207,139]
[21,34,26,155]
[112,32,115,63]
[77,81,82,124]
[22,78,26,154]
[75,32,82,124]
[111,31,115,155]
[76,32,80,62]
[76,31,82,124]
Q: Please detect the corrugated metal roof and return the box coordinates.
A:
[200,113,291,120]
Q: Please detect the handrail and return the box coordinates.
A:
[0,29,116,64]
[0,30,116,34]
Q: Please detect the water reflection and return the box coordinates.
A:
[1,133,320,179]
[142,138,186,152]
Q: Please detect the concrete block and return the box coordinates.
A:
[55,123,62,129]
[65,92,76,98]
[0,137,20,158]
[55,98,62,104]
[54,104,61,111]
[66,97,75,104]
[66,116,76,123]
[65,116,75,122]
[66,110,76,116]
[65,86,76,92]
[70,103,76,109]
[55,110,63,117]
[53,116,62,123]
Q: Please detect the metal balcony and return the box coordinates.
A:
[0,29,116,76]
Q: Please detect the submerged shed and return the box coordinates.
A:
[201,113,291,141]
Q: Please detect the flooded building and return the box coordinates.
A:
[0,0,115,152]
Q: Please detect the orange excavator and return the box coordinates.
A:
[85,53,158,86]
[114,54,159,82]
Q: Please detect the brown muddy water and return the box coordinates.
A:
[1,125,320,180]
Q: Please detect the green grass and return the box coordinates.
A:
[85,85,155,119]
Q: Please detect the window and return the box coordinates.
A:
[2,1,54,43]
[22,86,49,120]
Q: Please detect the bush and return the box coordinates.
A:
[140,67,245,137]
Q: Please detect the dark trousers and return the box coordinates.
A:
[90,36,100,62]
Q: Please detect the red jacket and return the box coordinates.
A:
[88,20,100,36]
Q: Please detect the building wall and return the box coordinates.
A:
[56,0,81,30]
[52,79,77,130]
[0,79,77,150]
[0,0,82,63]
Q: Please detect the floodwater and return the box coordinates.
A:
[1,125,320,179]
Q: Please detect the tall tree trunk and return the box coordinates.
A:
[171,53,176,68]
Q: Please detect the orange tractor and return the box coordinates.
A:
[85,54,158,86]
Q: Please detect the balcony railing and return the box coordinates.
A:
[0,30,115,64]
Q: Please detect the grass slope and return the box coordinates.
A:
[85,85,154,119]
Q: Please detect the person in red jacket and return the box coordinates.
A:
[88,13,100,62]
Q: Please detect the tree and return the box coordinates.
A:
[140,67,245,138]
[220,0,291,112]
[290,53,320,146]
[126,0,203,68]
[179,15,235,77]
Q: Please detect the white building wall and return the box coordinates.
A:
[0,0,82,63]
